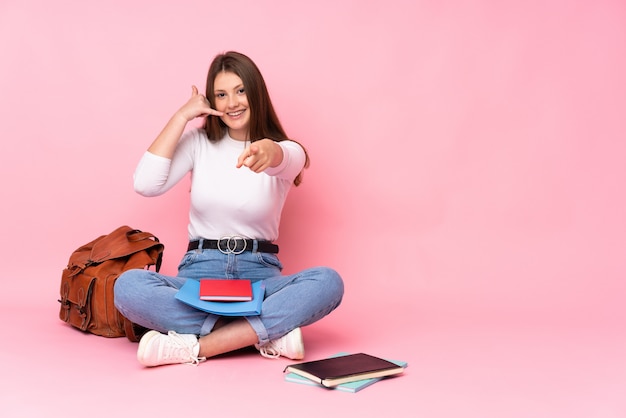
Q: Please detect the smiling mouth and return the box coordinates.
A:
[227,110,245,117]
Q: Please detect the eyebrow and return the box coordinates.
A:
[214,84,244,93]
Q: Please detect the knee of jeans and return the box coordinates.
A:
[318,266,345,298]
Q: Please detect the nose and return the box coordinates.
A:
[227,94,239,108]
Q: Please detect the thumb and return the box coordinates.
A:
[191,85,199,96]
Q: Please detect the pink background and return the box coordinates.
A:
[1,1,625,417]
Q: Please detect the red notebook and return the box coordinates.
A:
[199,279,253,301]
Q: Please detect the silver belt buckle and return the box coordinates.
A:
[217,236,247,255]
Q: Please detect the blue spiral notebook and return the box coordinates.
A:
[175,279,265,316]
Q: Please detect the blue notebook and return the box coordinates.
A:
[284,352,408,393]
[175,279,265,316]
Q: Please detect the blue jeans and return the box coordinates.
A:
[114,248,344,345]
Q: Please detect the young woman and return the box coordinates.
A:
[114,51,344,367]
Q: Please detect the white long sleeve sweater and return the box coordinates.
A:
[133,128,306,241]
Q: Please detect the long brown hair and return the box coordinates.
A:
[204,51,309,186]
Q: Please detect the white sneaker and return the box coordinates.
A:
[137,330,206,367]
[256,328,305,360]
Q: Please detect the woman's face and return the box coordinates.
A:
[213,71,250,141]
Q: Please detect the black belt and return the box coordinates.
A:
[188,238,279,254]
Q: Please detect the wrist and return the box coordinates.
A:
[271,141,284,167]
[172,111,190,124]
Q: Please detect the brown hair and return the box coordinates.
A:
[204,51,309,186]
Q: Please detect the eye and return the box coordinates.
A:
[237,87,245,95]
[215,92,225,99]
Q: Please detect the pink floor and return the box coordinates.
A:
[1,290,624,418]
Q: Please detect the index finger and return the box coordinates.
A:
[236,147,252,168]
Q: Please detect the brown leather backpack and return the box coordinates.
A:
[58,225,164,342]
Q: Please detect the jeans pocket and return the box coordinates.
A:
[177,251,198,271]
[256,252,283,271]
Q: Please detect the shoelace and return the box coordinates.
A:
[258,342,281,359]
[166,331,206,365]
